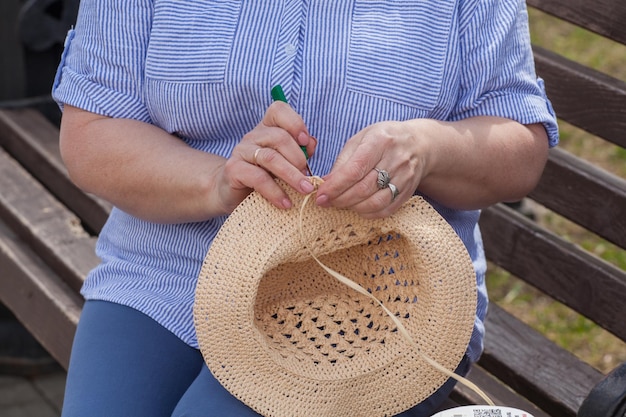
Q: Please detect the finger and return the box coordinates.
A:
[347,186,405,219]
[304,135,318,160]
[251,146,315,194]
[223,158,293,210]
[243,125,311,178]
[264,102,319,166]
[318,169,380,209]
[316,137,383,202]
[264,102,311,145]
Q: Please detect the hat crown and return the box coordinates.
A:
[255,228,427,380]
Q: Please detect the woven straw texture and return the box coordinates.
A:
[194,181,477,417]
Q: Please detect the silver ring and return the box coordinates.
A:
[388,183,399,202]
[374,168,391,189]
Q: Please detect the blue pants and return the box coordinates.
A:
[62,300,469,416]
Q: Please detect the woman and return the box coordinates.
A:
[53,0,558,415]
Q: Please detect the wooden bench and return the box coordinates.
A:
[0,1,625,415]
[0,108,110,369]
[454,1,626,416]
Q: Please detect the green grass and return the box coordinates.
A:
[529,9,626,82]
[485,8,626,374]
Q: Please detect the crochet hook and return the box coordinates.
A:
[271,84,314,176]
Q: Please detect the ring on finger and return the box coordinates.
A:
[388,183,400,202]
[374,168,391,189]
[252,148,262,166]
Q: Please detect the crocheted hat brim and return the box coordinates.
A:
[194,181,476,417]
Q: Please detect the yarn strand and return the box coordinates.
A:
[298,181,495,407]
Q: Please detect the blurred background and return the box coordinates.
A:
[0,0,75,378]
[1,0,78,127]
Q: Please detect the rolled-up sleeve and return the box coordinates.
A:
[52,0,153,123]
[452,0,559,147]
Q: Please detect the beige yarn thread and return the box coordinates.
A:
[298,177,495,407]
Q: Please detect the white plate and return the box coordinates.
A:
[431,405,535,417]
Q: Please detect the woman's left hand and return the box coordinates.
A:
[314,116,550,218]
[314,121,425,219]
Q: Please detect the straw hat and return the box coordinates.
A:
[194,180,477,417]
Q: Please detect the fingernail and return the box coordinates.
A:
[316,194,329,206]
[297,131,309,146]
[282,198,292,209]
[300,179,315,193]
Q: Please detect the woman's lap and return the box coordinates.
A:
[62,300,468,417]
[171,364,261,416]
[173,358,468,417]
[61,300,204,417]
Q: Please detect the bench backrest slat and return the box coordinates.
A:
[481,303,604,417]
[527,0,626,45]
[452,361,552,417]
[533,47,626,149]
[0,109,111,234]
[0,147,97,292]
[529,148,626,248]
[0,219,82,369]
[480,204,626,342]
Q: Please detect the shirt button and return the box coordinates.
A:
[284,43,297,56]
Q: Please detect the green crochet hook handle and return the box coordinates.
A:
[271,85,310,161]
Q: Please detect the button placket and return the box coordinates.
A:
[271,0,307,102]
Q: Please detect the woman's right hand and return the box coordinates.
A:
[59,103,316,224]
[216,101,317,214]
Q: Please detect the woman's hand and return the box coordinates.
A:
[315,121,425,219]
[59,103,317,224]
[217,101,317,214]
[315,116,549,218]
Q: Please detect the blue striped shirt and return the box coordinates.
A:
[52,0,559,363]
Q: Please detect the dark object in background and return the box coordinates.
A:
[19,0,79,53]
[1,0,79,126]
[0,304,61,376]
[504,199,537,221]
[578,362,626,417]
